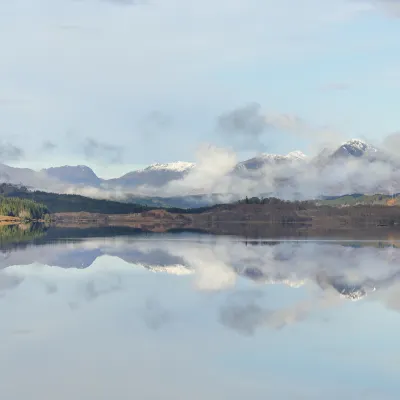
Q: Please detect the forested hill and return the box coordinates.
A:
[0,183,155,214]
[0,196,49,220]
[0,183,213,214]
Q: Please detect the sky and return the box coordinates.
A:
[0,0,400,178]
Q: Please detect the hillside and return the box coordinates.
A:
[0,183,153,214]
[0,196,49,221]
[318,193,400,207]
[0,139,399,201]
[0,183,215,215]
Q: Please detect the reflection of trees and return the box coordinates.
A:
[0,223,47,247]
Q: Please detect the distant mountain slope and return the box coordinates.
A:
[0,183,152,214]
[105,162,195,188]
[0,138,399,200]
[234,151,306,172]
[331,139,378,158]
[123,193,226,208]
[43,165,102,186]
[0,163,58,190]
[317,193,400,206]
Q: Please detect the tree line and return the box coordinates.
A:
[0,196,50,220]
[0,183,215,214]
[238,196,315,209]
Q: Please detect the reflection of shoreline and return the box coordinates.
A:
[0,223,47,247]
[51,221,400,241]
[46,207,400,240]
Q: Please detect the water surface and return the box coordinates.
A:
[1,230,400,399]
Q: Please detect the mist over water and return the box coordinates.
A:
[1,231,400,399]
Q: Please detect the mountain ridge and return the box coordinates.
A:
[1,139,399,201]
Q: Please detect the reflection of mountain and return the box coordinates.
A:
[316,274,371,301]
[2,236,400,303]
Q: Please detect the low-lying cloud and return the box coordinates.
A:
[146,142,400,200]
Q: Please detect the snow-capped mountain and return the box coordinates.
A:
[234,150,307,172]
[331,139,379,159]
[105,161,195,189]
[1,138,399,198]
[142,162,195,173]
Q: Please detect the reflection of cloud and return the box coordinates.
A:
[141,298,171,330]
[0,272,23,294]
[83,275,123,301]
[3,237,400,330]
[219,289,340,335]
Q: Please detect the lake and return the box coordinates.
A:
[1,227,400,399]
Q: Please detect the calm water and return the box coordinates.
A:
[1,229,400,399]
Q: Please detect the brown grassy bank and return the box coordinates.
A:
[50,203,400,232]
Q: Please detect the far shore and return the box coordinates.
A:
[1,202,400,235]
[0,216,23,226]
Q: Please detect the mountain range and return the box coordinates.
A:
[0,139,399,203]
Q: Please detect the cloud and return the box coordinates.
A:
[0,142,24,162]
[217,103,269,138]
[42,140,57,151]
[139,111,173,139]
[144,111,173,129]
[144,136,400,200]
[140,298,172,330]
[375,0,400,17]
[216,104,344,152]
[382,131,400,154]
[264,113,345,147]
[320,82,351,91]
[83,138,123,164]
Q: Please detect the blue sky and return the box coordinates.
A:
[0,0,400,178]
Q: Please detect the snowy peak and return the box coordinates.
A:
[143,161,195,173]
[256,150,307,162]
[286,151,307,161]
[108,161,196,188]
[333,139,378,158]
[235,150,307,172]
